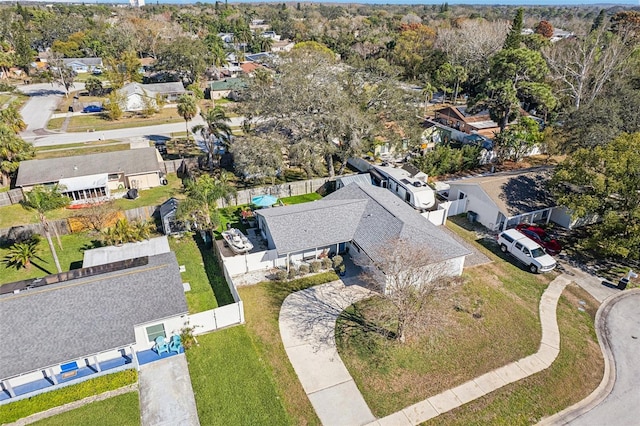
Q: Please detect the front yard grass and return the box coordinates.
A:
[186,327,290,426]
[428,284,603,425]
[238,271,339,425]
[36,143,129,160]
[0,232,100,285]
[1,370,137,424]
[337,259,548,417]
[31,391,140,426]
[48,108,183,132]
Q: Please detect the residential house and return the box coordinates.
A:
[118,82,186,111]
[433,106,503,138]
[271,40,295,53]
[208,79,247,100]
[0,251,187,402]
[16,147,163,204]
[445,167,575,231]
[62,58,103,74]
[255,183,470,292]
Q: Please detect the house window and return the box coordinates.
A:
[108,173,120,181]
[146,323,166,342]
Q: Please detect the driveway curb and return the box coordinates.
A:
[537,288,640,425]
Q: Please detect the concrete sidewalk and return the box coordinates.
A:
[138,355,199,426]
[281,275,572,426]
[279,280,376,426]
[558,262,618,303]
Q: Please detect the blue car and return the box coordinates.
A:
[82,105,103,113]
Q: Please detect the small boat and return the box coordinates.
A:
[222,228,254,254]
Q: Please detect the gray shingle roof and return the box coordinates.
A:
[62,57,103,67]
[325,184,470,262]
[0,252,187,379]
[256,199,367,254]
[16,147,161,188]
[258,183,470,263]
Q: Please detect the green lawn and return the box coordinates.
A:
[36,143,129,160]
[428,284,603,425]
[169,234,234,312]
[48,108,183,132]
[1,370,137,424]
[32,391,140,426]
[280,193,322,205]
[0,232,100,285]
[36,140,124,151]
[186,327,290,426]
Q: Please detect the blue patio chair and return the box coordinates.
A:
[169,335,183,354]
[154,336,169,355]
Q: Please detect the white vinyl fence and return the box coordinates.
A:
[188,302,245,335]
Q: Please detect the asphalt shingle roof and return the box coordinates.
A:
[256,199,368,254]
[16,147,161,188]
[0,252,187,379]
[257,183,470,263]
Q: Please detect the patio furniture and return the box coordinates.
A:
[169,335,183,354]
[60,361,78,378]
[154,336,169,355]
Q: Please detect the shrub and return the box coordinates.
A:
[321,257,333,270]
[298,264,310,276]
[309,260,322,273]
[0,82,16,92]
[288,268,297,280]
[180,323,198,350]
[274,270,287,281]
[332,255,343,269]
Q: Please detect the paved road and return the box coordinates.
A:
[17,83,82,138]
[567,292,640,426]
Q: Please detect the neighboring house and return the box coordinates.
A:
[240,62,263,76]
[260,31,281,41]
[445,167,575,231]
[255,183,470,291]
[434,106,503,138]
[271,40,295,53]
[208,79,247,100]
[118,82,186,111]
[0,251,187,402]
[62,58,103,74]
[16,147,163,204]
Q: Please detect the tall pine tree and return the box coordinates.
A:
[503,8,524,50]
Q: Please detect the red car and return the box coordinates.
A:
[515,224,562,255]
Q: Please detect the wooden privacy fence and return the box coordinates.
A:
[218,177,331,207]
[0,189,24,207]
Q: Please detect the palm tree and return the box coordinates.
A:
[0,123,34,186]
[4,239,39,270]
[177,94,198,145]
[177,173,236,232]
[421,81,436,115]
[102,218,155,246]
[0,103,26,133]
[21,185,70,273]
[192,106,232,170]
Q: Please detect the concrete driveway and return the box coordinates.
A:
[17,83,72,138]
[565,292,640,426]
[138,354,200,426]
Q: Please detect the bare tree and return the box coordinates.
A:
[435,19,509,73]
[354,239,464,344]
[72,200,119,232]
[543,25,636,110]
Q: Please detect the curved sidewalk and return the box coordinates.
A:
[280,275,571,426]
[538,289,640,426]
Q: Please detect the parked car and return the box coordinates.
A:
[515,224,562,255]
[497,229,557,273]
[82,105,103,113]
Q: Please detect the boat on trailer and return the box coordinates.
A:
[222,228,254,254]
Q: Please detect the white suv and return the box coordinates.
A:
[497,229,557,273]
